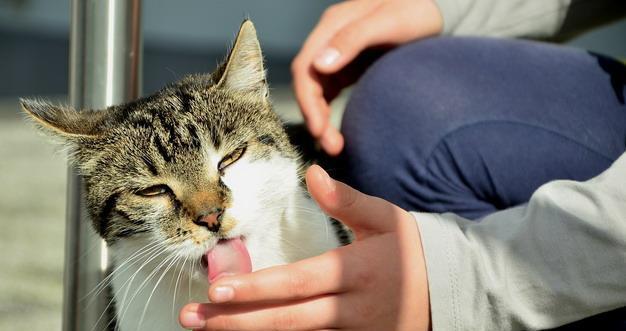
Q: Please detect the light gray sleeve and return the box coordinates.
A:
[433,0,626,39]
[413,152,626,331]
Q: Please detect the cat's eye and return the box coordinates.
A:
[218,145,247,172]
[135,184,171,197]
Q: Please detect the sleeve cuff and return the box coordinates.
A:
[433,0,462,35]
[411,212,461,331]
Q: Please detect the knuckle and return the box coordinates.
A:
[334,26,360,48]
[334,26,354,41]
[353,267,375,289]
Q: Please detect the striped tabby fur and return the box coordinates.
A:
[22,20,347,331]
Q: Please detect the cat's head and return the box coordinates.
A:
[22,21,301,274]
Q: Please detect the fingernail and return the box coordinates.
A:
[211,286,234,303]
[318,166,336,192]
[180,310,205,329]
[315,48,340,67]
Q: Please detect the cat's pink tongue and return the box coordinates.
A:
[206,238,252,283]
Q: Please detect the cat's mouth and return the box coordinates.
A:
[200,237,252,283]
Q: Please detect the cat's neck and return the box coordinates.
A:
[282,186,340,260]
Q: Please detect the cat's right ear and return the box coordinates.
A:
[216,20,268,99]
[20,99,108,139]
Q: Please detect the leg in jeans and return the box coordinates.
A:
[339,37,626,329]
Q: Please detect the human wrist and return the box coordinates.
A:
[403,211,432,330]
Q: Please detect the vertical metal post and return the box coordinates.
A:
[64,1,142,330]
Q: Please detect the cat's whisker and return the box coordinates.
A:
[101,243,168,331]
[261,206,325,218]
[85,246,163,318]
[278,237,309,255]
[188,258,195,301]
[120,251,177,327]
[97,242,165,292]
[90,285,123,331]
[171,254,189,322]
[117,248,171,324]
[125,250,176,305]
[137,254,182,330]
[164,251,181,294]
[84,240,163,304]
[325,214,330,242]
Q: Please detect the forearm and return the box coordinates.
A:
[414,152,626,330]
[433,0,626,39]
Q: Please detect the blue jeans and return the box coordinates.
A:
[339,37,626,329]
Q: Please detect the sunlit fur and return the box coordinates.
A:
[22,20,345,331]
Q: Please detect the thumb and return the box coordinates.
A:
[313,11,391,74]
[305,165,406,238]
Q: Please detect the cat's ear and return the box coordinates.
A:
[216,20,268,98]
[20,99,109,139]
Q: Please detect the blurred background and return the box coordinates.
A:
[0,0,624,329]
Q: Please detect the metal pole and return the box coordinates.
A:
[64,1,142,330]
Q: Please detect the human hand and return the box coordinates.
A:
[179,165,430,330]
[292,0,443,155]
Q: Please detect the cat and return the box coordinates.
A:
[22,20,350,331]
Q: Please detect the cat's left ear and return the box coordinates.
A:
[217,20,268,99]
[20,98,109,140]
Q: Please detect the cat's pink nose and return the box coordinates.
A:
[194,209,223,233]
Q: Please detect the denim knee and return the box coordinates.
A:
[339,37,626,215]
[339,39,457,209]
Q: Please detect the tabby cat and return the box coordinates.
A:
[22,20,348,331]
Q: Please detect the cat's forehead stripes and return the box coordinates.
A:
[257,134,276,147]
[115,92,208,172]
[22,19,302,246]
[176,90,194,112]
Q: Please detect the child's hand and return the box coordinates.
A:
[292,0,443,155]
[180,165,431,330]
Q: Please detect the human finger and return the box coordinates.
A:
[298,1,377,62]
[314,0,443,74]
[319,124,344,156]
[306,165,407,238]
[206,249,348,304]
[293,2,379,138]
[291,66,331,138]
[313,8,399,74]
[179,295,342,331]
